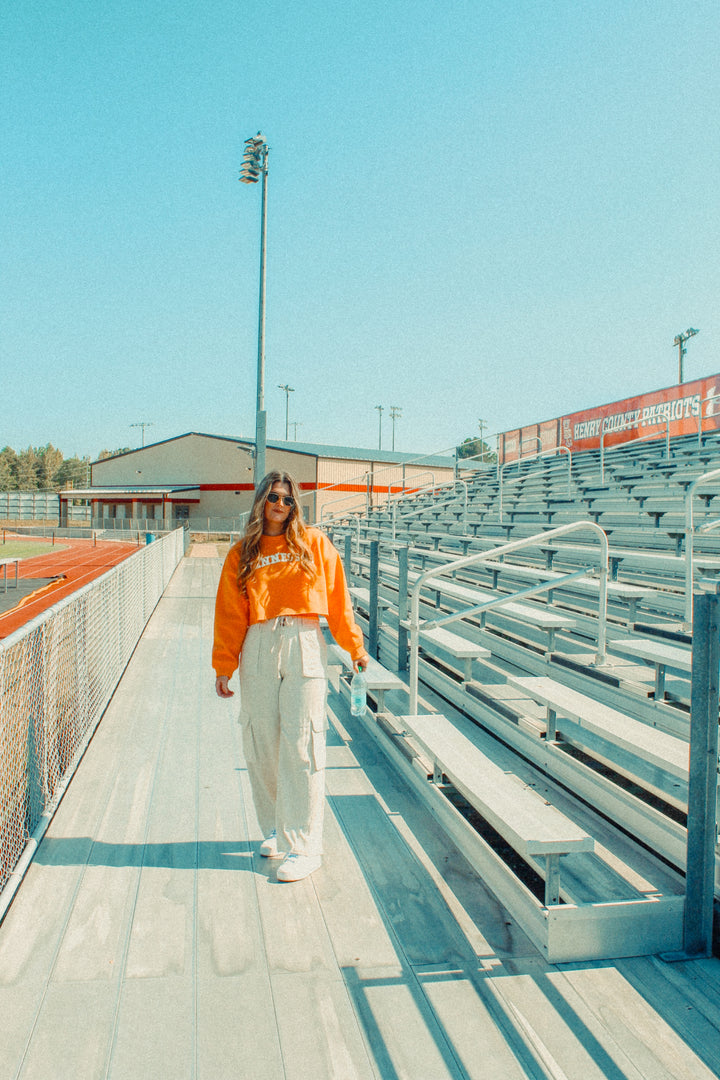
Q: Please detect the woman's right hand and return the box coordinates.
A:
[215,676,234,698]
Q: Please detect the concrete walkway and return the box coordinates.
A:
[1,554,719,1078]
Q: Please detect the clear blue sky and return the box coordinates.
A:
[2,0,718,460]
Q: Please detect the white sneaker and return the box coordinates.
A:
[259,831,283,858]
[276,853,321,882]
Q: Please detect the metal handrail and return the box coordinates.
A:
[319,488,369,523]
[311,428,502,524]
[600,420,670,484]
[452,430,501,476]
[380,471,437,511]
[420,566,599,635]
[697,392,720,448]
[335,513,363,554]
[319,470,438,524]
[407,521,609,713]
[683,466,720,626]
[499,446,572,522]
[391,477,468,539]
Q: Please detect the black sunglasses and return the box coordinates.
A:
[266,492,295,507]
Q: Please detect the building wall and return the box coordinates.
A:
[92,435,318,522]
[89,433,455,526]
[92,434,252,488]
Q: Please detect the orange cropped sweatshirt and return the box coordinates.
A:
[212,526,365,678]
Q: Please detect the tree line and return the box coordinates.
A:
[457,436,496,463]
[0,444,129,491]
[0,435,493,492]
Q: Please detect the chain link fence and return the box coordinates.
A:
[0,527,186,906]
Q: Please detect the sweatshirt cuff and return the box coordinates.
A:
[214,665,237,679]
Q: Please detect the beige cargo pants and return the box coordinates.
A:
[238,616,328,857]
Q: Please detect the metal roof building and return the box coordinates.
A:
[59,432,456,530]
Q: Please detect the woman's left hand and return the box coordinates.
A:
[353,654,370,673]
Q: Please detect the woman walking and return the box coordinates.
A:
[213,470,369,882]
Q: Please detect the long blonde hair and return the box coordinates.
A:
[236,470,315,588]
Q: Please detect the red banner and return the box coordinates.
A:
[500,375,720,463]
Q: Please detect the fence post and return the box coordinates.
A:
[684,586,720,957]
[369,540,379,659]
[397,545,409,671]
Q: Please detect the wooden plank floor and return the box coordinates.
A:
[1,551,719,1079]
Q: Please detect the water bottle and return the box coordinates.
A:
[350,669,367,716]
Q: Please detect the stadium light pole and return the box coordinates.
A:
[277,384,295,440]
[674,327,699,385]
[389,405,402,450]
[375,405,384,449]
[240,133,269,487]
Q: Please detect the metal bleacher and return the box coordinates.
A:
[2,490,720,1075]
[328,429,720,966]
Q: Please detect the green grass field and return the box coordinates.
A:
[0,541,67,559]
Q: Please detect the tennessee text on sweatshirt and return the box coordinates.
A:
[212,526,365,677]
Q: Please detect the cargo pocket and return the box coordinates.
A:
[299,626,327,678]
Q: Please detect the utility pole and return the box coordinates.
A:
[277,384,295,440]
[130,422,153,447]
[375,405,384,450]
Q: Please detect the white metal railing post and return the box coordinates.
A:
[683,467,720,626]
[408,573,424,715]
[408,521,608,714]
[683,586,720,957]
[499,462,505,523]
[458,478,468,533]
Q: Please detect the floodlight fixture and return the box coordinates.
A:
[674,327,699,384]
[239,133,268,184]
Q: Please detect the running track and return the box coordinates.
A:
[0,536,141,638]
